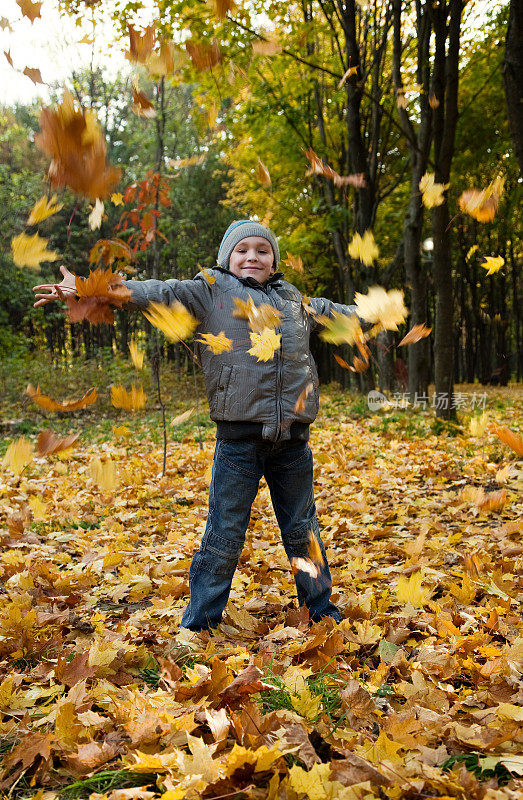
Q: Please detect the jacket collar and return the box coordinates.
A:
[213,266,284,289]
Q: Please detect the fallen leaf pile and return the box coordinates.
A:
[0,382,522,798]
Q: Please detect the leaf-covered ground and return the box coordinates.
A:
[0,361,522,800]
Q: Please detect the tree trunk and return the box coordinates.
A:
[503,0,523,175]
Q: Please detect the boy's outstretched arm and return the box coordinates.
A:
[308,296,360,330]
[33,265,77,307]
[123,274,213,322]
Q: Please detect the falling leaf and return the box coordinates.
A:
[354,286,408,331]
[35,90,121,201]
[36,430,79,457]
[88,199,105,231]
[396,90,408,109]
[294,383,314,413]
[459,176,504,223]
[333,353,351,370]
[256,158,271,188]
[168,155,205,169]
[171,409,194,426]
[111,192,124,206]
[232,296,282,333]
[304,147,365,188]
[2,437,33,475]
[466,244,478,261]
[4,49,13,67]
[143,301,199,342]
[490,423,523,457]
[475,488,507,512]
[111,384,147,412]
[283,254,304,273]
[127,24,156,64]
[197,332,233,354]
[308,531,324,565]
[395,571,431,607]
[186,39,222,71]
[16,0,42,23]
[25,384,98,412]
[348,230,379,265]
[428,94,439,109]
[23,66,43,84]
[129,339,144,369]
[214,0,237,19]
[247,328,281,361]
[145,37,181,77]
[469,412,488,437]
[1,19,13,32]
[89,238,132,267]
[481,256,504,276]
[201,268,215,284]
[27,194,63,225]
[318,312,361,345]
[398,323,432,346]
[88,457,119,493]
[419,173,449,208]
[131,85,156,118]
[252,37,282,56]
[338,64,358,88]
[64,267,131,325]
[11,232,58,270]
[291,557,319,579]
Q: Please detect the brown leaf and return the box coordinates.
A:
[252,37,282,56]
[186,39,222,71]
[281,724,321,769]
[127,24,156,64]
[132,86,156,118]
[304,147,365,188]
[63,738,122,776]
[36,430,79,456]
[25,384,98,412]
[214,0,237,19]
[23,66,44,84]
[340,680,375,727]
[330,754,391,787]
[3,731,53,771]
[4,49,13,67]
[55,651,98,686]
[89,239,132,267]
[16,0,42,23]
[398,323,432,346]
[256,158,271,188]
[219,665,265,705]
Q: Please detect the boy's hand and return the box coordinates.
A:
[33,265,77,307]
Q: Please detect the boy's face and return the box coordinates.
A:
[228,236,274,284]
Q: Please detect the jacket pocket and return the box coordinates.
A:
[212,364,233,418]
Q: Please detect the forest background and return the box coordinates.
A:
[0,0,521,415]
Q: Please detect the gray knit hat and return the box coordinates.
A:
[217,220,280,271]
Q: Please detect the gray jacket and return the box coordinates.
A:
[125,268,358,442]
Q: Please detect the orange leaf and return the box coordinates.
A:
[398,323,432,346]
[89,239,132,267]
[23,66,43,84]
[25,385,98,412]
[459,177,504,223]
[256,158,271,188]
[333,353,351,370]
[490,423,523,457]
[16,0,42,23]
[338,64,358,88]
[36,430,79,457]
[127,24,156,64]
[283,254,304,274]
[186,39,222,71]
[304,147,365,188]
[214,0,237,19]
[475,488,508,512]
[132,85,156,118]
[4,49,13,67]
[294,382,313,413]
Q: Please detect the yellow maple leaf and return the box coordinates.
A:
[459,175,505,222]
[395,571,431,608]
[0,677,15,709]
[111,192,124,206]
[88,457,119,492]
[27,194,63,225]
[2,437,33,475]
[88,639,119,667]
[354,286,408,331]
[318,311,361,345]
[348,230,379,266]
[11,232,59,270]
[197,331,233,354]
[28,495,47,519]
[143,301,198,342]
[111,384,147,411]
[247,328,281,361]
[129,338,144,369]
[419,172,449,208]
[202,268,216,284]
[481,255,504,276]
[232,296,282,333]
[291,688,322,721]
[177,733,220,782]
[288,762,333,800]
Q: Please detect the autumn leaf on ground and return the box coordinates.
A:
[35,90,121,201]
[294,383,314,413]
[355,286,408,331]
[419,172,449,208]
[459,175,505,222]
[348,230,379,266]
[232,296,282,333]
[283,254,304,273]
[481,256,504,276]
[25,384,98,412]
[186,38,222,70]
[36,430,79,457]
[247,328,281,362]
[129,338,144,369]
[338,64,358,88]
[16,0,42,23]
[319,311,361,345]
[126,24,156,64]
[111,384,147,411]
[2,437,33,475]
[398,323,432,346]
[490,423,523,456]
[23,66,43,84]
[27,194,63,225]
[88,199,105,231]
[11,232,58,270]
[143,301,198,342]
[256,158,271,188]
[132,84,156,118]
[197,332,233,354]
[395,571,431,607]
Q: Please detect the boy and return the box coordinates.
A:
[34,220,360,631]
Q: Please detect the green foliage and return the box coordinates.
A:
[442,753,512,786]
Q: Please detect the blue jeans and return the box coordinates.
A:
[181,438,341,631]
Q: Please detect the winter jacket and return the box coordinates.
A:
[125,268,358,442]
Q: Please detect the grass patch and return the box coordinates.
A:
[59,769,159,799]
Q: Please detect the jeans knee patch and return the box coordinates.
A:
[192,549,237,577]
